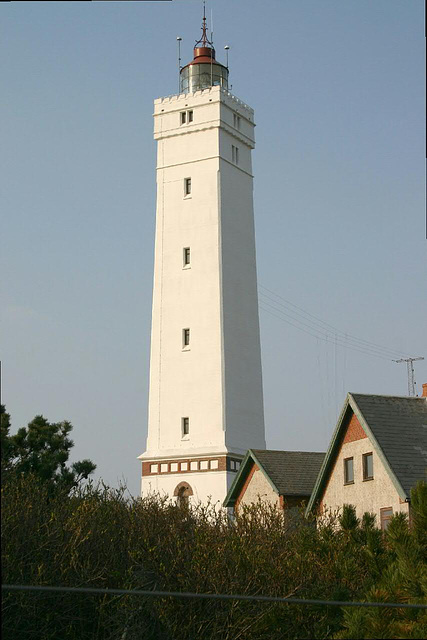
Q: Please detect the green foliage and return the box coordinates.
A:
[4,477,424,640]
[336,482,427,639]
[411,481,427,556]
[1,405,96,491]
[339,504,359,533]
[2,434,425,640]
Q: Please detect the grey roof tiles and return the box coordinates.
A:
[251,449,325,496]
[351,394,427,496]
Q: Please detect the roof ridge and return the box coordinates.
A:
[251,449,325,455]
[350,393,426,400]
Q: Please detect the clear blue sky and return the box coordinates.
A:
[2,1,425,496]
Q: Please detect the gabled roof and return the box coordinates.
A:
[223,449,325,508]
[306,394,427,515]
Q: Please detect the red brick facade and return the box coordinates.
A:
[342,413,368,444]
[142,455,242,477]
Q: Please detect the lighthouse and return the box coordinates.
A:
[139,13,266,506]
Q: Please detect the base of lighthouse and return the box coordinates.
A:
[140,453,242,506]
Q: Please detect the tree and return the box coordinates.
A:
[336,482,427,639]
[1,405,96,491]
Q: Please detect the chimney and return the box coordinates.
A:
[422,383,427,398]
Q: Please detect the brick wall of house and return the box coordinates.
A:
[320,409,409,523]
[342,413,368,444]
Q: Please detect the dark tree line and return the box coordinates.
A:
[2,406,426,639]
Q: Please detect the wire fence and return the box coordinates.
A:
[2,584,426,610]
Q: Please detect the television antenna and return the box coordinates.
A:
[393,357,424,396]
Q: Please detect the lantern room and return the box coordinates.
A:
[179,12,229,94]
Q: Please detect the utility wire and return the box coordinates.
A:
[259,295,396,360]
[2,584,426,610]
[259,302,392,361]
[259,284,409,359]
[259,291,400,360]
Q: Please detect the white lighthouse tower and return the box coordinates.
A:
[139,14,266,505]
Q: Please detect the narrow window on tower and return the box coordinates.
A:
[188,110,193,122]
[232,145,239,165]
[180,111,186,125]
[233,113,241,130]
[184,177,192,197]
[183,247,191,268]
[182,417,190,437]
[182,328,190,349]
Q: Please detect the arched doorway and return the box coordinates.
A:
[173,481,193,508]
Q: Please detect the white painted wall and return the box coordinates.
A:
[238,468,279,508]
[141,470,237,508]
[322,438,410,522]
[140,86,266,505]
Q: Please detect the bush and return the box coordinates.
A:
[2,475,426,639]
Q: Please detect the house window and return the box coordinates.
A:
[183,247,191,267]
[344,457,354,484]
[380,507,393,531]
[184,177,191,196]
[180,111,186,124]
[363,453,374,480]
[188,110,193,122]
[232,145,239,165]
[182,417,189,436]
[182,328,190,348]
[233,113,241,129]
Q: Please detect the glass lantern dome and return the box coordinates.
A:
[179,13,229,94]
[180,46,228,94]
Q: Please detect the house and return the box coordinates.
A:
[223,449,325,514]
[306,386,427,529]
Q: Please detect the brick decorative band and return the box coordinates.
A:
[142,455,242,477]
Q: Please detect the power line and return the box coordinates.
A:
[259,289,405,360]
[259,295,396,360]
[2,584,426,610]
[259,284,410,360]
[259,302,392,361]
